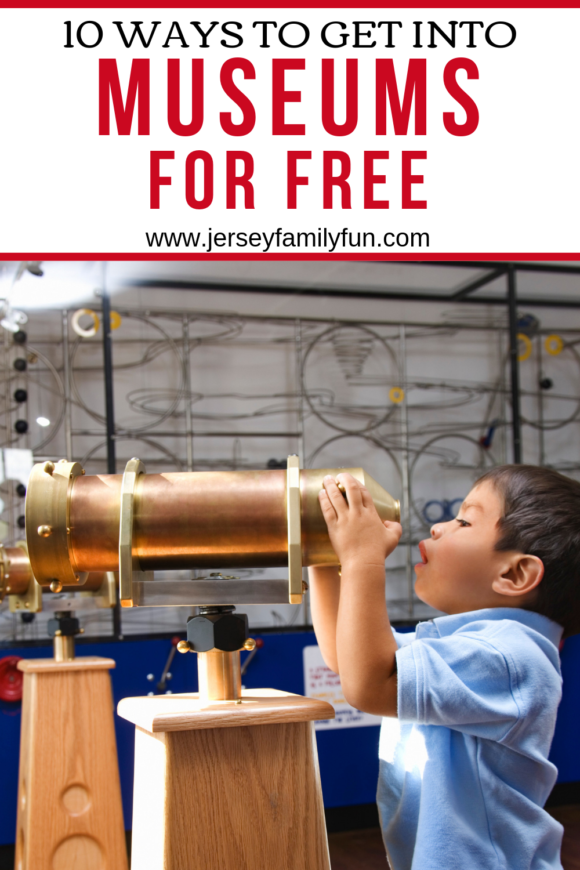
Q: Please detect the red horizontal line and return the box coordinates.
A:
[0,253,578,261]
[0,2,576,7]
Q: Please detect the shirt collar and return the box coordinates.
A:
[424,608,563,647]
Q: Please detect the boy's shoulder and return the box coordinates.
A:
[423,608,563,712]
[395,608,562,743]
[395,608,562,663]
[426,607,562,650]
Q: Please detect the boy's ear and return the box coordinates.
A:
[492,554,544,598]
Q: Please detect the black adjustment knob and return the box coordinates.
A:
[186,606,249,652]
[47,615,80,637]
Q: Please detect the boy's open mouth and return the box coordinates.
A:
[418,541,429,564]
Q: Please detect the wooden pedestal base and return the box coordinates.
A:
[15,657,128,870]
[118,689,335,870]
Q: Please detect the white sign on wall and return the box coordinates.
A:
[3,449,33,487]
[303,644,382,731]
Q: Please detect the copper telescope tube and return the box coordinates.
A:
[0,548,107,597]
[2,547,33,596]
[27,466,400,581]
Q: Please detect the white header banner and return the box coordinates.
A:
[0,8,577,256]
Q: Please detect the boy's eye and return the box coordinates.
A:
[456,518,470,528]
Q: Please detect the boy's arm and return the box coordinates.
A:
[319,474,402,717]
[307,566,341,673]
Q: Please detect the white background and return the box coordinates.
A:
[0,8,577,253]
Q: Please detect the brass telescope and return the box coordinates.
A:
[25,456,400,608]
[0,545,107,600]
[0,542,115,664]
[0,544,33,599]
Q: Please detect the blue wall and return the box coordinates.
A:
[0,629,579,845]
[547,633,580,782]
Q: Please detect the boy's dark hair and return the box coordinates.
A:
[475,464,580,636]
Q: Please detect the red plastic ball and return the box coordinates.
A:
[0,656,23,702]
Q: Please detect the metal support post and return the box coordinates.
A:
[295,319,305,463]
[101,288,116,473]
[101,268,122,638]
[507,266,522,463]
[497,327,508,464]
[294,321,309,623]
[537,334,545,466]
[182,315,194,471]
[398,325,414,618]
[61,310,73,461]
[4,324,17,643]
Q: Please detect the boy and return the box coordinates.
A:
[309,464,580,870]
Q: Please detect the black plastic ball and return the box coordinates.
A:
[14,419,28,434]
[266,458,288,469]
[13,330,27,345]
[17,515,25,529]
[13,359,26,372]
[16,484,26,498]
[539,378,553,390]
[13,389,27,403]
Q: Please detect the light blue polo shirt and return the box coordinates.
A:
[377,608,564,870]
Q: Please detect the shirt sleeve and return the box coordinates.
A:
[392,629,416,648]
[396,633,521,740]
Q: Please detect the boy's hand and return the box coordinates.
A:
[318,473,402,570]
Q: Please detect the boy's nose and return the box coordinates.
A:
[430,524,443,539]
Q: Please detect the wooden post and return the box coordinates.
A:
[15,657,128,870]
[118,688,335,870]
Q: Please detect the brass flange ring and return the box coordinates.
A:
[25,460,88,587]
[286,454,303,605]
[119,457,147,608]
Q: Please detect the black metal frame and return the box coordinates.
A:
[101,285,122,639]
[506,267,522,464]
[126,261,580,309]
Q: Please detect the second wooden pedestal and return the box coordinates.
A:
[118,688,335,870]
[15,657,128,870]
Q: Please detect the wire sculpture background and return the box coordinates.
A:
[1,300,578,642]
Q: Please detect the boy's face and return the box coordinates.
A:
[414,480,514,614]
